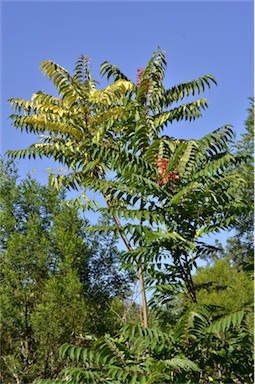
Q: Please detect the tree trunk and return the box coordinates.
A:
[138,265,149,328]
[106,200,149,328]
[24,298,29,364]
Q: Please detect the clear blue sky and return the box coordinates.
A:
[1,1,253,170]
[1,1,254,228]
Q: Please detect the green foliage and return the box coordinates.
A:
[36,323,200,384]
[193,259,253,315]
[173,304,254,383]
[225,97,254,270]
[0,159,132,383]
[7,48,219,191]
[35,304,254,383]
[197,97,254,273]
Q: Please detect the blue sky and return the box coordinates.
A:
[1,1,253,166]
[1,1,254,233]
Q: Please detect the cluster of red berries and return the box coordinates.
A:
[136,67,144,87]
[136,67,151,93]
[154,158,179,186]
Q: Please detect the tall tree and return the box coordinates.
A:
[224,97,254,269]
[7,49,248,327]
[192,259,253,316]
[196,97,254,270]
[0,158,131,383]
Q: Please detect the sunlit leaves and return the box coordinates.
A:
[7,49,248,306]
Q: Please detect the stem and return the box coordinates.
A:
[138,265,149,328]
[25,296,29,364]
[218,364,223,384]
[184,252,197,303]
[105,199,149,328]
[177,256,197,303]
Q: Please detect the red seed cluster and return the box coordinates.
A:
[136,67,151,93]
[154,158,179,186]
[136,67,144,87]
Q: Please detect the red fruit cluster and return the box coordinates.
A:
[136,67,151,93]
[168,170,179,182]
[136,67,144,87]
[154,158,179,186]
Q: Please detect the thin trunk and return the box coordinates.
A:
[184,253,197,303]
[178,255,197,303]
[138,265,149,328]
[106,200,149,328]
[25,298,29,364]
[218,364,223,384]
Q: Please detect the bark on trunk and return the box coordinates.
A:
[106,200,149,328]
[25,299,29,363]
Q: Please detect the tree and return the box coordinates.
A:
[223,97,254,270]
[0,158,131,382]
[6,50,254,383]
[234,98,254,233]
[192,259,253,316]
[7,48,247,328]
[194,97,254,272]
